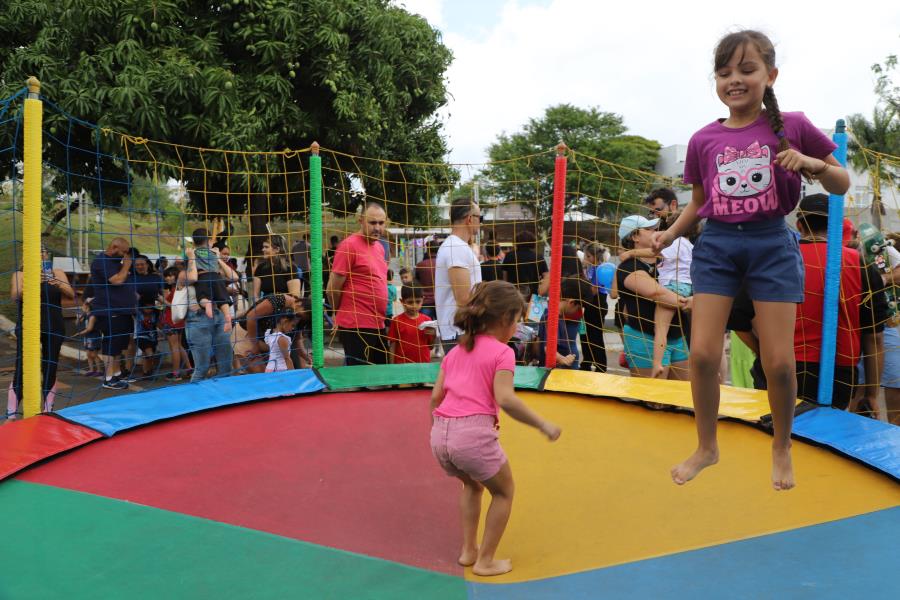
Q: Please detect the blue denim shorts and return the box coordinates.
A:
[690,218,804,302]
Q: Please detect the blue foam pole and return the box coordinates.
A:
[816,119,849,406]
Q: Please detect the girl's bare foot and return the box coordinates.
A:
[772,445,795,491]
[458,546,478,567]
[671,447,719,485]
[472,558,512,577]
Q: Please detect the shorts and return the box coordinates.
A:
[136,335,158,352]
[859,325,900,388]
[691,218,804,303]
[83,333,100,351]
[96,313,134,356]
[663,281,693,297]
[430,414,506,482]
[161,322,183,336]
[622,324,689,369]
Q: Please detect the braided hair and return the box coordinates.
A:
[714,30,790,154]
[453,280,526,352]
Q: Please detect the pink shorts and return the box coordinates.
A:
[430,414,507,482]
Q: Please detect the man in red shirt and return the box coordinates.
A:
[327,202,389,365]
[794,194,881,409]
[388,285,435,363]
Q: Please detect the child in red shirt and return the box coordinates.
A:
[388,285,436,363]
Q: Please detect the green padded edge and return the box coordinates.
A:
[0,480,465,600]
[318,363,440,389]
[513,366,549,390]
[317,364,549,391]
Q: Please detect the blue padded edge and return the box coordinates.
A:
[56,370,325,437]
[793,408,900,481]
[467,507,900,600]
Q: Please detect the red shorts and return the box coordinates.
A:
[430,414,507,482]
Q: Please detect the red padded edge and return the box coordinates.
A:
[0,415,103,480]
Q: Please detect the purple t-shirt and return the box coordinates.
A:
[684,112,837,223]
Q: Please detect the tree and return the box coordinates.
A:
[846,49,900,227]
[0,0,456,251]
[873,52,899,112]
[480,104,664,229]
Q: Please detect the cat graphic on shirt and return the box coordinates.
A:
[709,141,778,217]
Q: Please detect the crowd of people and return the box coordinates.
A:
[6,191,900,428]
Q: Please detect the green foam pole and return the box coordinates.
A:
[309,142,324,368]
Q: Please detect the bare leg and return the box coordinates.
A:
[221,305,233,333]
[652,306,675,378]
[753,301,798,491]
[168,333,182,375]
[632,365,669,379]
[668,359,689,381]
[671,294,733,485]
[456,474,484,566]
[472,461,514,577]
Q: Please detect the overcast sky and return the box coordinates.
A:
[396,0,899,169]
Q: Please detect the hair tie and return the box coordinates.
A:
[775,130,786,139]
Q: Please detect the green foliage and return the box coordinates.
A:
[481,104,663,227]
[872,52,899,112]
[0,0,456,239]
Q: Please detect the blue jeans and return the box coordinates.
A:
[185,309,233,383]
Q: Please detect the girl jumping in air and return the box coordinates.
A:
[654,30,849,490]
[430,280,561,576]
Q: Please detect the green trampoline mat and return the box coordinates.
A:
[0,480,464,600]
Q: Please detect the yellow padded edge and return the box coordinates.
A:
[543,370,797,421]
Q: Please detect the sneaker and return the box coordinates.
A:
[124,373,140,383]
[165,372,181,381]
[102,376,129,390]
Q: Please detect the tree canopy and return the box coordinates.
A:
[0,0,456,247]
[479,104,665,227]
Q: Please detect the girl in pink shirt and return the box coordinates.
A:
[430,280,561,577]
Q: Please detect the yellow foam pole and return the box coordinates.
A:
[22,77,43,418]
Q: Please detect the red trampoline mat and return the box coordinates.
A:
[17,390,463,575]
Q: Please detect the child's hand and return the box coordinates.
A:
[651,362,666,379]
[559,354,575,367]
[540,420,562,441]
[678,296,693,312]
[185,247,196,259]
[651,230,673,253]
[775,148,823,175]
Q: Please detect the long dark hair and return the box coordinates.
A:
[714,30,790,154]
[264,234,291,273]
[453,280,526,352]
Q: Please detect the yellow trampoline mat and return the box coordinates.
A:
[544,370,788,420]
[466,391,900,583]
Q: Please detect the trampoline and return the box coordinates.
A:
[1,366,898,599]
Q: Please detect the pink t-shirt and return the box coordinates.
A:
[684,112,837,223]
[331,232,388,329]
[433,334,516,419]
